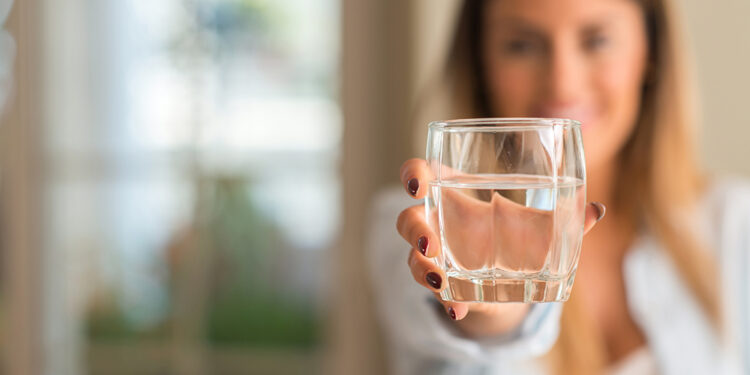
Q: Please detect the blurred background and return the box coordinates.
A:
[0,0,748,374]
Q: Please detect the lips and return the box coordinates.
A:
[533,105,597,128]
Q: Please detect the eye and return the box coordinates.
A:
[583,33,609,52]
[503,38,540,55]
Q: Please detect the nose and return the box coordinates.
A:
[544,38,585,104]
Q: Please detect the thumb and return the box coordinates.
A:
[583,202,606,234]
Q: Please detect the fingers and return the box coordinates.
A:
[583,201,606,234]
[399,158,432,199]
[436,298,470,321]
[407,248,445,293]
[398,203,461,320]
[396,205,439,257]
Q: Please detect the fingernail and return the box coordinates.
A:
[425,272,442,290]
[447,307,456,320]
[417,236,428,255]
[407,178,419,196]
[592,202,606,221]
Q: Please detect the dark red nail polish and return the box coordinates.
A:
[448,307,456,320]
[407,178,419,196]
[425,272,442,289]
[417,236,428,255]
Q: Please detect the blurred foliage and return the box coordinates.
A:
[87,176,320,348]
[207,292,318,347]
[204,176,319,348]
[86,297,168,341]
[168,0,288,60]
[195,0,286,38]
[87,0,327,349]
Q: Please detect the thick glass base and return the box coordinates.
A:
[439,271,576,303]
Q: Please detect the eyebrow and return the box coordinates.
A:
[489,19,546,39]
[488,13,622,36]
[489,18,542,34]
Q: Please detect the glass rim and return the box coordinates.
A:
[428,117,581,131]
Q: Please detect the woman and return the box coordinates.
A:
[367,0,749,374]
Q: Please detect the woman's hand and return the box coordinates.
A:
[396,158,605,338]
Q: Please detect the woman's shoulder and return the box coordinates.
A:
[695,176,750,265]
[700,177,750,368]
[705,175,750,202]
[700,176,750,227]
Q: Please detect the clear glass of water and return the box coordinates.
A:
[426,118,586,303]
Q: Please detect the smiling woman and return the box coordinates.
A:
[367,0,750,374]
[480,0,649,174]
[2,0,750,374]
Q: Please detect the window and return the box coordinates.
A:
[42,0,340,372]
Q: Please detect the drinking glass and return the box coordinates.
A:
[425,118,586,303]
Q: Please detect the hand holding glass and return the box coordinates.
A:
[425,118,586,303]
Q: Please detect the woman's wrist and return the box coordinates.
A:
[452,303,531,339]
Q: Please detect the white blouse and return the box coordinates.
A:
[608,347,658,375]
[366,178,750,375]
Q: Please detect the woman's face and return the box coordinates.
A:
[482,0,649,171]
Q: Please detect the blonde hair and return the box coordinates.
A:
[427,0,720,373]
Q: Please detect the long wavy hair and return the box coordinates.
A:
[424,0,719,373]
